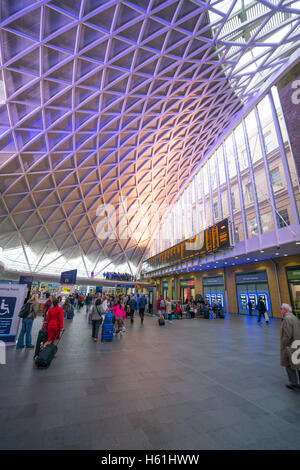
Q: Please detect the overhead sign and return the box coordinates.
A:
[203,276,224,286]
[141,219,231,274]
[19,275,33,286]
[235,271,268,284]
[60,269,77,285]
[0,284,27,345]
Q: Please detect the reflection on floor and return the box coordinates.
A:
[1,310,300,450]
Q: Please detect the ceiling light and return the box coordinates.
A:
[260,250,264,253]
[296,242,300,245]
[235,257,238,259]
[275,253,279,255]
[247,258,250,260]
[284,254,288,257]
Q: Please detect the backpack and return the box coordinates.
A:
[18,302,31,318]
[159,299,165,309]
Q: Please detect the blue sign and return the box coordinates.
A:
[0,297,17,335]
[19,276,33,286]
[60,270,77,284]
[235,272,268,284]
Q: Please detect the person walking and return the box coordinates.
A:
[165,297,172,321]
[91,299,105,342]
[280,303,300,391]
[43,298,64,348]
[109,301,125,337]
[16,295,39,349]
[139,294,147,324]
[43,292,52,319]
[85,292,93,314]
[157,296,166,320]
[256,296,268,324]
[129,295,137,323]
[248,298,253,316]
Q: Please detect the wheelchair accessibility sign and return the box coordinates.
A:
[0,297,17,335]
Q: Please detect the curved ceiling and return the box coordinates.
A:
[0,0,299,277]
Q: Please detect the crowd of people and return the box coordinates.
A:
[103,272,136,281]
[15,290,300,391]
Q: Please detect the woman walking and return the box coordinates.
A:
[109,301,125,337]
[43,298,64,348]
[91,299,105,342]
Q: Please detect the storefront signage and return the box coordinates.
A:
[286,270,300,281]
[203,276,224,286]
[142,219,231,274]
[180,279,195,287]
[235,272,268,284]
[0,283,27,345]
[60,269,77,285]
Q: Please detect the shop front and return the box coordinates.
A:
[235,271,272,316]
[286,267,300,317]
[180,279,195,303]
[202,276,225,308]
[163,282,168,299]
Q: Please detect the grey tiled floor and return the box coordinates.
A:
[1,310,300,450]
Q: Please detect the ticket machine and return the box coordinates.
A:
[239,293,248,311]
[205,293,211,305]
[216,293,224,308]
[248,293,257,309]
[211,293,217,305]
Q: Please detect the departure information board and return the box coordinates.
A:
[142,219,231,274]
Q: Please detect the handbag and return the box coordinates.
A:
[18,303,31,318]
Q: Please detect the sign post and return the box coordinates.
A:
[0,283,27,346]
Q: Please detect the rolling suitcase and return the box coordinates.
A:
[34,329,48,361]
[158,317,165,326]
[67,307,74,320]
[35,330,64,368]
[101,323,114,342]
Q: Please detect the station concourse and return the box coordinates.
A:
[0,0,300,451]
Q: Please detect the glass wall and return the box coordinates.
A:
[147,89,300,260]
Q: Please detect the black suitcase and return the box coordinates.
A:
[67,307,74,319]
[35,330,64,368]
[34,329,48,360]
[158,317,165,326]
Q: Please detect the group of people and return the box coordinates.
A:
[156,297,224,320]
[103,272,136,281]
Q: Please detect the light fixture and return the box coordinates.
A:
[296,242,300,245]
[235,256,238,259]
[260,250,264,253]
[247,258,250,260]
[275,252,279,255]
[284,254,288,257]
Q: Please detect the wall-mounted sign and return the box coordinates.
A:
[203,276,224,286]
[60,269,77,285]
[235,271,268,284]
[0,283,27,345]
[142,219,231,274]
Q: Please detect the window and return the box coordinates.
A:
[239,150,248,171]
[264,131,275,154]
[270,167,283,191]
[277,209,290,228]
[245,182,253,203]
[213,202,219,220]
[249,219,258,237]
[231,192,236,210]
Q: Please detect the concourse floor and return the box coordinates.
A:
[1,310,300,450]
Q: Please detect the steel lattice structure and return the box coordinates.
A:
[0,0,299,277]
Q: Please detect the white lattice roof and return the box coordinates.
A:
[0,0,299,276]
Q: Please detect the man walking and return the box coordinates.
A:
[256,296,268,324]
[129,295,137,324]
[139,294,146,324]
[280,303,300,391]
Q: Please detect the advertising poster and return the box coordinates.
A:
[0,283,27,346]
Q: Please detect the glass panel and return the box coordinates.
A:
[272,86,300,224]
[257,94,294,228]
[245,109,274,234]
[224,137,244,242]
